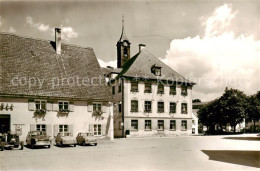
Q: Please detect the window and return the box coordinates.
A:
[181,86,188,96]
[37,124,46,132]
[192,120,195,125]
[131,100,138,112]
[157,84,164,94]
[181,103,188,114]
[144,101,152,113]
[35,100,46,110]
[157,102,164,113]
[59,101,69,111]
[93,103,102,112]
[118,83,122,93]
[59,125,68,133]
[144,83,152,93]
[170,120,176,130]
[181,120,187,130]
[158,120,164,130]
[155,68,161,76]
[170,85,176,95]
[118,104,122,113]
[131,82,138,92]
[145,120,151,130]
[169,102,176,113]
[151,65,162,76]
[123,46,128,58]
[112,86,115,95]
[131,120,138,130]
[94,124,101,136]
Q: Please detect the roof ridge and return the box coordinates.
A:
[0,32,93,50]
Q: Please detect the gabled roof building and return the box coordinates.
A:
[103,20,197,137]
[0,29,114,142]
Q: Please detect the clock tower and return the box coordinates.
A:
[117,17,131,68]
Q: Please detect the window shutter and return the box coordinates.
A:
[102,124,106,136]
[53,124,59,137]
[68,124,73,135]
[53,101,59,112]
[46,124,52,137]
[69,102,74,112]
[88,104,93,112]
[46,102,53,111]
[28,99,35,111]
[101,105,106,113]
[30,124,36,131]
[89,124,94,133]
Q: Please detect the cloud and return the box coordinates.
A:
[60,27,78,41]
[26,16,50,32]
[203,4,237,38]
[163,4,260,101]
[26,16,78,41]
[98,59,117,68]
[8,27,16,33]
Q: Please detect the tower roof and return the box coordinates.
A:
[118,16,129,42]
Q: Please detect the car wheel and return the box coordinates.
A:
[95,143,97,146]
[48,145,51,148]
[82,141,86,146]
[74,144,76,147]
[20,141,24,150]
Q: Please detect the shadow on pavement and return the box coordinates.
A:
[223,137,260,141]
[202,150,260,168]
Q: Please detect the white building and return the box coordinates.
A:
[103,20,196,137]
[0,29,114,141]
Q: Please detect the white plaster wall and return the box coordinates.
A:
[124,80,193,119]
[0,97,110,141]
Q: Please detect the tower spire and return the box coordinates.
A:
[117,16,130,68]
[122,15,124,31]
[119,15,128,42]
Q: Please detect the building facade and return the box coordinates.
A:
[103,21,196,137]
[0,29,114,141]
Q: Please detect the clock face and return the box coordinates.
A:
[123,42,128,46]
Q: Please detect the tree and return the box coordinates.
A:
[246,94,260,132]
[219,88,248,133]
[198,99,221,133]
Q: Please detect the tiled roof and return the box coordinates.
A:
[0,33,113,101]
[101,67,122,76]
[117,50,195,85]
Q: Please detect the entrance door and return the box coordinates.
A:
[0,114,10,133]
[192,128,195,134]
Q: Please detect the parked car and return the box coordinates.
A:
[76,132,97,146]
[55,132,76,147]
[0,132,24,151]
[26,131,51,149]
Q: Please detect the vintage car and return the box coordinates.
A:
[55,132,76,147]
[26,130,51,149]
[76,132,97,146]
[0,132,24,151]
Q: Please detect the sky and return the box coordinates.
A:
[0,0,259,101]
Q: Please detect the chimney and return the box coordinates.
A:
[55,28,61,54]
[139,44,146,52]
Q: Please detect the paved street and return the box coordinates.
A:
[1,134,260,170]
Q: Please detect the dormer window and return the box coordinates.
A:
[151,64,162,76]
